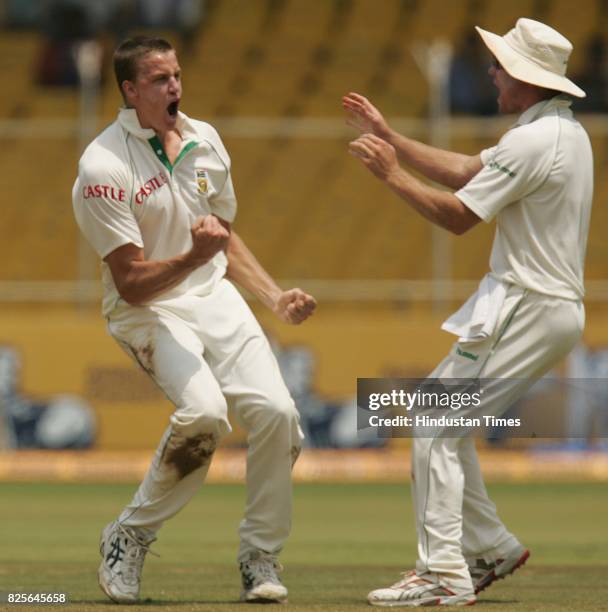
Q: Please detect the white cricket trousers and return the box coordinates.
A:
[107,279,303,561]
[412,286,584,591]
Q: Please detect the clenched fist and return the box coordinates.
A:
[274,288,317,325]
[188,215,231,266]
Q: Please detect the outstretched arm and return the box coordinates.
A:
[226,232,316,325]
[342,92,483,190]
[349,134,481,235]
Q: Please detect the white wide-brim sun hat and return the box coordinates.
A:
[476,18,586,98]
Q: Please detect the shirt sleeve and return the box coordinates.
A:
[210,172,237,223]
[455,128,552,222]
[479,146,497,165]
[72,161,143,259]
[204,125,238,223]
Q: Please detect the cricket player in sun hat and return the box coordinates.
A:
[72,36,316,604]
[343,18,591,606]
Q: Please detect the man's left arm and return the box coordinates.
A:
[226,231,317,325]
[349,134,481,235]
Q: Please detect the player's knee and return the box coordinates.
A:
[171,397,231,439]
[263,393,299,427]
[261,397,302,464]
[194,412,231,438]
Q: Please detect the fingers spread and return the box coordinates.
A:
[366,133,386,146]
[349,140,375,161]
[344,92,368,105]
[342,92,370,114]
[353,134,395,158]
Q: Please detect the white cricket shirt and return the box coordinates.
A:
[73,109,237,316]
[455,96,593,300]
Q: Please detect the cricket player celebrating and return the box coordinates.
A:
[73,37,316,604]
[344,19,591,607]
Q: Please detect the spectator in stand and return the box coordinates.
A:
[449,30,498,116]
[35,0,94,86]
[136,0,204,53]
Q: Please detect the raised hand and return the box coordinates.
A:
[348,133,400,181]
[342,92,390,137]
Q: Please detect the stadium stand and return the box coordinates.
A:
[1,0,607,451]
[0,0,606,285]
[0,32,39,118]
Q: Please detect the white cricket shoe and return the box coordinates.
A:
[239,551,288,603]
[98,520,157,604]
[468,545,530,594]
[367,570,476,607]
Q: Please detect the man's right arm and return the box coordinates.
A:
[381,131,483,191]
[342,92,482,190]
[73,156,230,306]
[104,215,230,306]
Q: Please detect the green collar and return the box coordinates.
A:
[148,136,198,174]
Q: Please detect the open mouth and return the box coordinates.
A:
[167,101,179,117]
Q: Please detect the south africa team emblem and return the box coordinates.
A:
[196,168,208,194]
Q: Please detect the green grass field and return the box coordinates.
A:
[1,482,607,611]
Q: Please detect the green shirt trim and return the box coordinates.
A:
[148,136,198,174]
[456,346,479,361]
[489,160,517,178]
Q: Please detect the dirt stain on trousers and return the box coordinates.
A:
[132,341,155,376]
[164,432,218,479]
[290,445,301,467]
